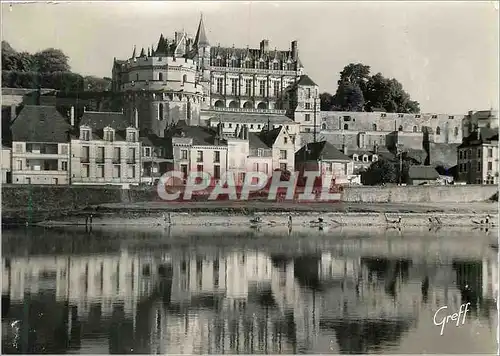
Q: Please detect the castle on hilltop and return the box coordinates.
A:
[110,15,498,169]
[111,15,317,140]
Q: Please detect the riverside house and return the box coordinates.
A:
[295,140,358,186]
[457,127,499,185]
[10,105,71,184]
[70,110,141,187]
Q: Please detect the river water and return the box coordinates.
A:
[1,225,498,354]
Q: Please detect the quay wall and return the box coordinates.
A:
[1,184,498,221]
[341,184,498,203]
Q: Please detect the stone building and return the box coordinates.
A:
[10,105,71,185]
[295,140,358,185]
[111,16,309,140]
[462,109,499,137]
[70,110,141,186]
[457,127,499,184]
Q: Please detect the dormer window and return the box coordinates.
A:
[231,59,238,67]
[273,62,280,70]
[363,155,369,162]
[352,154,358,161]
[81,128,91,141]
[104,128,115,142]
[127,129,137,142]
[257,149,263,157]
[372,155,378,162]
[259,60,265,69]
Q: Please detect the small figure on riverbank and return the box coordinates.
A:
[250,216,262,224]
[163,213,172,226]
[385,213,402,225]
[288,215,293,226]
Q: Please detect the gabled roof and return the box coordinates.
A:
[296,74,317,87]
[408,166,440,180]
[11,105,70,143]
[296,141,351,162]
[80,111,130,131]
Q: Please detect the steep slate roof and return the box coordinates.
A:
[11,105,70,143]
[248,132,271,149]
[296,141,351,162]
[166,124,223,146]
[258,127,282,147]
[458,127,499,148]
[408,166,440,180]
[296,74,317,87]
[193,15,210,47]
[80,111,130,130]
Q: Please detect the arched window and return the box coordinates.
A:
[398,125,403,131]
[436,126,441,135]
[321,123,327,130]
[158,103,164,121]
[344,124,349,130]
[454,127,459,136]
[182,74,187,84]
[413,126,418,132]
[372,124,377,131]
[158,73,163,81]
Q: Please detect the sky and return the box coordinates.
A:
[1,1,498,114]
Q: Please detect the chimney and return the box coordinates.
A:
[342,144,348,155]
[373,142,379,154]
[10,105,16,121]
[291,40,298,60]
[260,39,269,53]
[476,129,481,140]
[468,110,473,116]
[243,125,248,140]
[70,106,75,126]
[134,107,139,128]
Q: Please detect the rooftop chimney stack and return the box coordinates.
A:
[70,106,75,126]
[374,142,379,154]
[134,107,139,128]
[476,129,481,140]
[260,39,269,53]
[291,40,298,60]
[342,144,348,155]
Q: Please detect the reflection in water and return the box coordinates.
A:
[1,227,498,354]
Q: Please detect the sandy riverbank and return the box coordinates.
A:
[5,201,498,228]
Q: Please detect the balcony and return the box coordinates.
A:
[127,158,136,164]
[81,157,90,163]
[96,157,105,164]
[209,107,286,115]
[209,66,299,76]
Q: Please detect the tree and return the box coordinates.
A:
[320,92,334,111]
[364,73,420,113]
[333,81,365,111]
[33,48,70,72]
[83,76,112,92]
[330,63,420,113]
[338,63,370,91]
[362,159,397,185]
